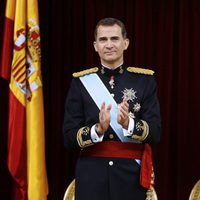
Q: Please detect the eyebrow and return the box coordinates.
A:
[111,36,120,40]
[98,36,120,41]
[98,37,107,41]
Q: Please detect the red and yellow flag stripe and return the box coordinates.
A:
[0,0,48,199]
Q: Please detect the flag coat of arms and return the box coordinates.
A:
[0,0,48,199]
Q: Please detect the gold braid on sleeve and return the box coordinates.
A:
[131,120,149,141]
[76,126,93,148]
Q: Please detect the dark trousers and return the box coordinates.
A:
[75,156,147,200]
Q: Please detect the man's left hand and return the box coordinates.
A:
[117,98,129,129]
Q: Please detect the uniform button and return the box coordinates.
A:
[111,93,115,97]
[109,161,113,166]
[109,134,114,139]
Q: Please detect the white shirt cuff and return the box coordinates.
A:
[91,124,104,143]
[123,117,135,136]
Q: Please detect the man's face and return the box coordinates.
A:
[94,24,129,67]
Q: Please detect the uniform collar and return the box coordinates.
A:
[100,64,125,77]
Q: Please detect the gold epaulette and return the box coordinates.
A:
[72,67,99,78]
[127,67,154,75]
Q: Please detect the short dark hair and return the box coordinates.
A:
[94,18,127,40]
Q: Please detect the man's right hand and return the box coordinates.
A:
[95,102,112,136]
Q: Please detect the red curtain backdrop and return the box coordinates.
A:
[1,0,200,199]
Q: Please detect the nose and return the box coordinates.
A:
[105,40,113,48]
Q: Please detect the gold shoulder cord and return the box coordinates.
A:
[127,67,154,75]
[73,67,99,78]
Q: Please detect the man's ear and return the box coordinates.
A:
[124,38,129,50]
[93,41,98,52]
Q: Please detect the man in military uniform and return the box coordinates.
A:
[63,18,161,200]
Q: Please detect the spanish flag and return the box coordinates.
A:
[0,0,48,199]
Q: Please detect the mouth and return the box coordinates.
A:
[104,51,116,55]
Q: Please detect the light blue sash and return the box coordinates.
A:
[80,73,136,143]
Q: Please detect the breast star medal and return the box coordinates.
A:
[122,88,137,102]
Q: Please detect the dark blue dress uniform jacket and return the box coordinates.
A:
[63,66,161,200]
